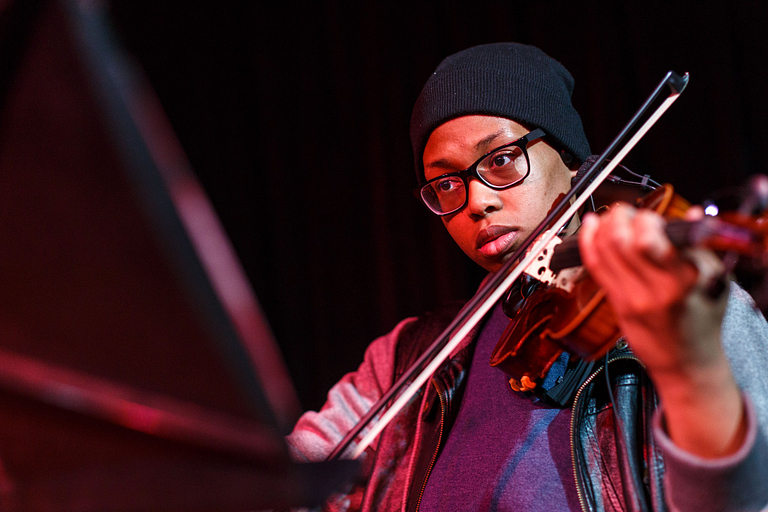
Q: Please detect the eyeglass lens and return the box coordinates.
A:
[421,144,528,214]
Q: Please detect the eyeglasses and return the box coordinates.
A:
[415,128,546,216]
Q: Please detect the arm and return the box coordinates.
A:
[286,317,414,462]
[578,205,744,456]
[654,284,768,511]
[578,205,768,509]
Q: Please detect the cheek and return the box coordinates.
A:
[496,185,547,221]
[442,216,477,255]
[526,163,574,211]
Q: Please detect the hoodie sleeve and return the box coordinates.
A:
[286,317,416,463]
[654,284,768,511]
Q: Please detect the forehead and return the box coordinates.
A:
[422,116,529,180]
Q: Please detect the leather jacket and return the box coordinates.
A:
[357,303,667,512]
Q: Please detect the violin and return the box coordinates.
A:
[490,181,768,393]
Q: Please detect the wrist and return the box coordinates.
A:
[649,346,733,396]
[651,357,746,458]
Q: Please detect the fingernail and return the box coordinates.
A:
[581,213,596,227]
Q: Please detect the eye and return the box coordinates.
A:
[487,147,523,170]
[479,146,526,186]
[490,154,513,168]
[431,176,464,195]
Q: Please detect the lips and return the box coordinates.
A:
[476,225,519,258]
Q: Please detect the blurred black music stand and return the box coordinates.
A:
[0,1,356,510]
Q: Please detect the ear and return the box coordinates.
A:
[560,151,580,186]
[559,150,576,169]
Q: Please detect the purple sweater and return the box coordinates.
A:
[419,303,580,511]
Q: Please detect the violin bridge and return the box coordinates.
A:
[523,234,582,292]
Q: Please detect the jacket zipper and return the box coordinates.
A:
[414,378,448,512]
[570,353,642,512]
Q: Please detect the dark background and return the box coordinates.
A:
[107,1,768,413]
[12,1,768,414]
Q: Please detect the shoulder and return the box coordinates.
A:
[393,301,466,377]
[722,282,768,362]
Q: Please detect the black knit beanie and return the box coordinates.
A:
[410,43,591,184]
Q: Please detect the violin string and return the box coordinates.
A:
[616,164,661,189]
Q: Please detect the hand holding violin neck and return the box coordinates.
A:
[549,184,768,274]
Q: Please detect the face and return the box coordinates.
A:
[423,115,576,273]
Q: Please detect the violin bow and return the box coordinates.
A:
[328,71,690,461]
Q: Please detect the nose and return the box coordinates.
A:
[466,178,503,217]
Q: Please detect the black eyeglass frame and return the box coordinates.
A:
[415,128,547,216]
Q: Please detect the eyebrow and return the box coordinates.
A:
[474,130,505,151]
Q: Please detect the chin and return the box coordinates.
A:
[476,259,501,274]
[483,253,515,274]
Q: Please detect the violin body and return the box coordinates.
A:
[490,276,620,390]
